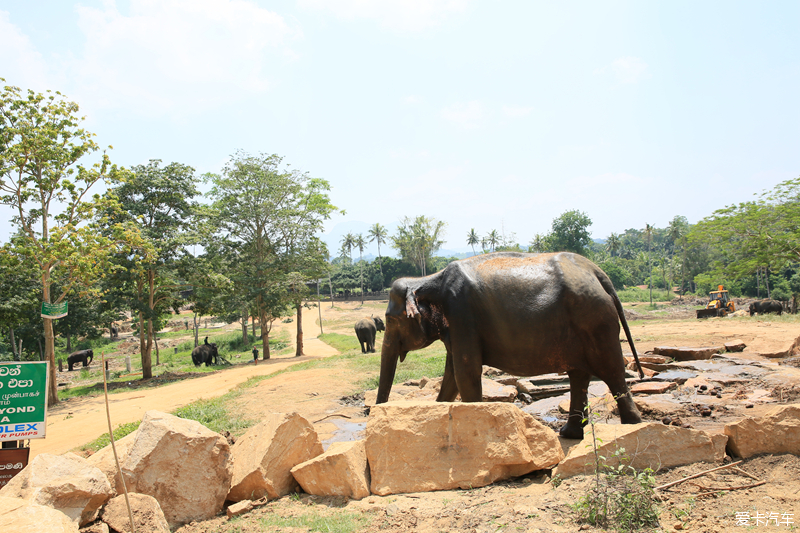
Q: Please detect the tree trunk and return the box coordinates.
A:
[259,307,270,359]
[154,329,159,365]
[295,302,304,357]
[66,332,71,353]
[43,274,58,405]
[317,281,323,336]
[765,266,771,298]
[756,267,761,298]
[9,328,18,361]
[139,311,153,379]
[37,337,43,361]
[193,312,199,347]
[251,314,256,338]
[242,308,248,346]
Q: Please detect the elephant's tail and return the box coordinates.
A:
[597,272,644,380]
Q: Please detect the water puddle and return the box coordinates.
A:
[321,419,366,450]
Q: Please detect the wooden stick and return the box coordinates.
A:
[695,481,766,497]
[102,351,136,533]
[655,460,742,491]
[732,466,760,481]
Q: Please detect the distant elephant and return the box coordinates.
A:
[355,316,385,353]
[67,349,94,371]
[192,337,219,366]
[749,299,783,316]
[376,252,645,440]
[110,325,119,339]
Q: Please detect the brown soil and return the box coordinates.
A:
[35,300,800,531]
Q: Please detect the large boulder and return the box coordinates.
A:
[291,440,370,500]
[554,423,727,478]
[366,401,564,495]
[227,412,323,502]
[0,495,79,532]
[653,346,723,361]
[101,493,169,533]
[86,430,139,496]
[481,378,518,402]
[724,404,800,459]
[120,410,233,528]
[0,452,112,526]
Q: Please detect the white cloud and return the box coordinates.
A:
[298,0,469,32]
[440,100,484,129]
[0,11,49,89]
[595,56,649,84]
[70,0,302,117]
[402,95,422,104]
[501,105,534,118]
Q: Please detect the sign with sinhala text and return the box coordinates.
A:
[41,301,68,319]
[0,362,48,441]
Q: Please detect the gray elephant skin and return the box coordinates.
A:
[67,349,93,371]
[749,299,783,316]
[192,337,219,366]
[376,252,645,440]
[354,316,386,353]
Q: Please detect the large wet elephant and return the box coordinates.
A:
[355,316,386,353]
[192,337,219,366]
[376,252,645,440]
[749,299,783,316]
[67,349,94,371]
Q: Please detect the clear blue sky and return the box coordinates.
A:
[2,1,798,256]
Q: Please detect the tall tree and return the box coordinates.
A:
[486,230,500,253]
[354,233,366,304]
[0,81,137,404]
[391,216,446,276]
[104,160,200,378]
[643,223,654,305]
[606,232,621,257]
[207,152,336,359]
[340,233,355,264]
[368,223,387,275]
[467,228,480,256]
[547,210,593,255]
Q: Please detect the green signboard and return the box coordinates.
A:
[41,301,68,319]
[0,362,49,441]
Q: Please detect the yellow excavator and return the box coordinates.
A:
[696,285,736,318]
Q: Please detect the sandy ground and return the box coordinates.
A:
[22,300,800,531]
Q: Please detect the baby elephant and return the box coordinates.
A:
[67,349,94,371]
[355,316,385,354]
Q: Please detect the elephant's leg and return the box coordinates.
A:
[561,369,591,439]
[589,352,642,425]
[437,350,459,402]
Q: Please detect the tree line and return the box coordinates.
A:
[2,80,797,404]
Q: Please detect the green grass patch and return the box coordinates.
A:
[318,333,362,353]
[257,510,371,533]
[616,287,674,303]
[78,421,141,454]
[172,391,254,436]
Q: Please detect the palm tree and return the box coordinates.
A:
[606,232,621,258]
[529,233,546,253]
[486,229,500,253]
[467,228,480,256]
[367,223,387,276]
[354,233,366,304]
[643,223,654,305]
[667,217,688,297]
[340,233,355,264]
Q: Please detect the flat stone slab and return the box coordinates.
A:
[653,346,724,361]
[725,340,746,352]
[630,381,678,395]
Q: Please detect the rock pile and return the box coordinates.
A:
[2,400,799,530]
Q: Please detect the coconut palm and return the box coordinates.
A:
[467,228,480,256]
[340,233,355,264]
[368,223,387,275]
[486,229,500,253]
[354,233,366,304]
[606,232,621,258]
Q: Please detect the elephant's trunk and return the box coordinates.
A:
[376,336,399,404]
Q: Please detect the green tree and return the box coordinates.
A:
[0,81,138,403]
[368,223,387,275]
[207,152,336,359]
[547,210,593,255]
[391,215,446,276]
[354,233,366,304]
[485,229,500,253]
[0,238,41,361]
[340,233,355,264]
[528,233,547,253]
[103,160,200,377]
[606,232,621,257]
[643,223,654,305]
[467,228,480,256]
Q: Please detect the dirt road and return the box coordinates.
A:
[31,310,339,459]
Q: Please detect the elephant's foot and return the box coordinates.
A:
[616,393,642,424]
[559,419,585,440]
